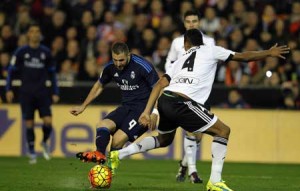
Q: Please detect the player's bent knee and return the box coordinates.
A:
[157,137,173,147]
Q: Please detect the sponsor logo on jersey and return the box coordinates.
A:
[24,58,45,69]
[173,77,199,84]
[117,79,139,90]
[114,72,119,77]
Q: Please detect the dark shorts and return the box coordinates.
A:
[104,105,148,142]
[157,91,217,134]
[20,92,52,120]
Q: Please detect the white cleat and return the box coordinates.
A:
[41,142,51,160]
[28,153,37,164]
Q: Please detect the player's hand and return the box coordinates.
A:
[269,43,290,59]
[149,113,158,131]
[70,105,85,116]
[52,95,60,103]
[6,91,14,103]
[138,112,151,128]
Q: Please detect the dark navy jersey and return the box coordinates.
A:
[99,54,159,107]
[6,45,59,95]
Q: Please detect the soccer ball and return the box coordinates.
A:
[88,165,112,189]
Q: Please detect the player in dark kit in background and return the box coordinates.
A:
[5,24,59,164]
[70,42,159,175]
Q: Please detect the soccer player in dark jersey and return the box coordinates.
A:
[6,24,59,164]
[70,42,159,174]
[108,29,290,190]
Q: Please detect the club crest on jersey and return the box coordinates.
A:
[40,53,46,60]
[130,71,135,79]
[24,53,30,59]
[114,72,119,77]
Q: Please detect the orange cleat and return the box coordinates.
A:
[76,151,106,164]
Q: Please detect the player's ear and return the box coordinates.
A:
[127,53,131,60]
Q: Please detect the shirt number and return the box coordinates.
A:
[128,119,137,130]
[182,52,196,72]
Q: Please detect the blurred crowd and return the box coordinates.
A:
[0,0,299,109]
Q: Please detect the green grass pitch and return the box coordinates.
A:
[0,157,300,191]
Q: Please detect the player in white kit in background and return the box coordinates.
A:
[165,10,215,183]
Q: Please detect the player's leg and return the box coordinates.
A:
[203,119,233,191]
[25,119,36,164]
[110,131,176,164]
[38,94,53,160]
[108,108,151,175]
[176,132,203,183]
[76,118,115,163]
[77,106,127,163]
[177,131,203,183]
[41,116,52,160]
[21,94,36,164]
[107,129,129,175]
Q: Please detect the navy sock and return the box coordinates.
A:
[42,124,53,143]
[26,127,35,153]
[96,127,111,154]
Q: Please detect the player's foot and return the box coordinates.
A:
[41,142,51,160]
[189,172,203,183]
[206,180,233,191]
[28,153,37,164]
[108,151,120,176]
[76,151,106,164]
[176,160,187,182]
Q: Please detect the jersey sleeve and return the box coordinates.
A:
[6,48,23,91]
[46,49,59,95]
[212,46,235,62]
[165,38,179,73]
[98,63,113,85]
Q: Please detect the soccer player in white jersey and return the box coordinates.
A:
[165,10,215,183]
[109,29,289,191]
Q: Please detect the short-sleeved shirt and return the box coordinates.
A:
[165,45,235,104]
[99,54,159,109]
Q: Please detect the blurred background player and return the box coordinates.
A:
[165,10,215,183]
[70,42,159,174]
[5,24,59,164]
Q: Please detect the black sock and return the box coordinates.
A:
[26,127,35,153]
[42,124,52,143]
[95,127,111,154]
[110,147,120,151]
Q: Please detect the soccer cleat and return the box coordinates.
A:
[206,180,234,191]
[175,160,187,182]
[28,153,37,164]
[76,151,106,164]
[41,142,51,160]
[189,172,203,183]
[108,151,120,176]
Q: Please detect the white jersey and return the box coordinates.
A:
[165,45,235,104]
[165,32,215,72]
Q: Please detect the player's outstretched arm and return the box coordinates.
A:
[70,81,103,116]
[139,75,169,129]
[232,43,290,61]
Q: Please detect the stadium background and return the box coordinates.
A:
[0,0,300,163]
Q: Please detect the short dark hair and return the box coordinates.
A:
[111,42,129,55]
[184,29,203,46]
[184,10,200,20]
